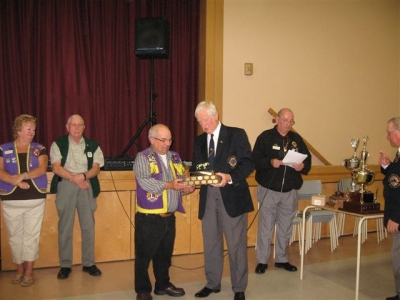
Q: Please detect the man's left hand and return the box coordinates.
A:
[292,162,304,172]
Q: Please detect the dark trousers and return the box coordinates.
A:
[135,212,176,294]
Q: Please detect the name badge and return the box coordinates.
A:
[4,150,13,155]
[87,152,93,158]
[272,145,280,150]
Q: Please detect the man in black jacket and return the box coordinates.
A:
[191,101,254,300]
[252,108,311,274]
[379,116,400,300]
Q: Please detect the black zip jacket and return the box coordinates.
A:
[252,126,312,192]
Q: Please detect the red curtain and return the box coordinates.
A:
[0,0,199,161]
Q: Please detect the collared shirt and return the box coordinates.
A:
[50,136,104,173]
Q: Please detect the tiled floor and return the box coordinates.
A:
[0,233,395,300]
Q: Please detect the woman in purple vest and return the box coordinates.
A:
[0,115,48,287]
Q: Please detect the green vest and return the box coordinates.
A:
[50,135,101,198]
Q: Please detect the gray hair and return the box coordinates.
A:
[66,114,85,126]
[388,116,400,130]
[194,101,218,118]
[148,124,169,138]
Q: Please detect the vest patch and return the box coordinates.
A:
[389,174,400,188]
[146,192,160,202]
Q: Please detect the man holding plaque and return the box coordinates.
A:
[252,108,311,274]
[133,124,195,300]
[191,101,254,300]
[379,116,400,300]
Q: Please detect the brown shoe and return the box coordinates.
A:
[136,293,153,300]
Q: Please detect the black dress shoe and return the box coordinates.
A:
[234,292,245,300]
[82,265,102,276]
[255,263,268,274]
[386,296,400,300]
[195,287,221,298]
[57,267,71,279]
[136,293,153,300]
[274,262,297,272]
[154,284,185,297]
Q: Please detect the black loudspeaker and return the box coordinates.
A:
[135,17,170,59]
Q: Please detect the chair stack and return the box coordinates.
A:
[298,180,339,253]
[353,216,387,243]
[305,209,339,253]
[289,211,305,255]
[273,210,305,258]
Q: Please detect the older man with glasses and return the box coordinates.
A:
[133,124,195,300]
[252,108,311,274]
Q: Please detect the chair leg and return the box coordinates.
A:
[298,223,302,256]
[376,218,387,243]
[361,220,367,244]
[273,225,276,259]
[336,212,345,237]
[330,216,339,251]
[305,218,312,254]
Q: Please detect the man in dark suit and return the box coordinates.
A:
[191,101,254,300]
[379,116,400,300]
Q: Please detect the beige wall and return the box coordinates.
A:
[219,0,399,165]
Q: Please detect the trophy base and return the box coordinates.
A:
[184,171,222,185]
[340,201,381,214]
[347,191,374,203]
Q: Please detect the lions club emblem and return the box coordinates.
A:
[227,156,237,168]
[389,174,400,188]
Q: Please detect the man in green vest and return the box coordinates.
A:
[50,114,104,280]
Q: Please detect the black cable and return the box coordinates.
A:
[109,171,135,229]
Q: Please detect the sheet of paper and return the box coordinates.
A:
[282,150,307,166]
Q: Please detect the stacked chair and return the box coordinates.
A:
[273,210,303,258]
[300,180,339,253]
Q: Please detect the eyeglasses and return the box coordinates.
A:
[279,117,295,125]
[153,137,174,143]
[387,129,399,137]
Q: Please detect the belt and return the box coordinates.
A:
[138,212,174,218]
[159,213,174,218]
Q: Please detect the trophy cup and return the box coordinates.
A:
[341,136,380,213]
[343,137,360,171]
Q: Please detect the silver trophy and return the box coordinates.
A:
[343,137,360,170]
[340,136,379,213]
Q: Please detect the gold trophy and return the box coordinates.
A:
[341,136,380,213]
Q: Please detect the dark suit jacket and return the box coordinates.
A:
[191,124,255,219]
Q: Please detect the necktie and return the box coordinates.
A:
[208,134,215,170]
[395,151,400,163]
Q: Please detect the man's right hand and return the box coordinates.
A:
[165,178,188,191]
[271,158,283,168]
